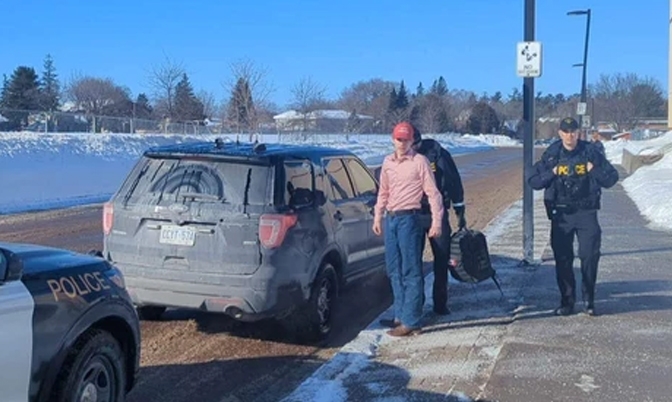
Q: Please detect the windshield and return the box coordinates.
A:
[117,156,271,207]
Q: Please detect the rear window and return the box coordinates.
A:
[116,156,271,207]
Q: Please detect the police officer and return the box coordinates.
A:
[528,117,619,316]
[411,125,466,315]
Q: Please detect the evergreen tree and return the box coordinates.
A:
[6,66,41,110]
[395,80,409,109]
[467,101,500,134]
[227,77,254,132]
[134,93,153,119]
[39,54,60,111]
[0,74,8,108]
[490,91,503,103]
[5,66,41,128]
[431,76,448,96]
[387,87,398,114]
[416,82,424,97]
[174,73,205,121]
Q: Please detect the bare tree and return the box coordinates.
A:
[196,90,218,119]
[290,76,327,134]
[590,73,666,131]
[337,79,395,132]
[223,58,275,132]
[65,74,133,132]
[417,94,446,134]
[147,55,185,119]
[66,74,131,116]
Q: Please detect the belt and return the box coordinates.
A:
[387,209,421,217]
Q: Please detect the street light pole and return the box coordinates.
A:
[568,9,591,140]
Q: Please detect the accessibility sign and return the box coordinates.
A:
[516,41,542,78]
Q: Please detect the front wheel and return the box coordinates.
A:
[52,329,126,402]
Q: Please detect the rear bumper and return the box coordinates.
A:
[123,270,308,322]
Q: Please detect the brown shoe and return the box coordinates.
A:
[386,324,419,337]
[379,318,401,328]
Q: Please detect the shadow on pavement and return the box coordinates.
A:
[412,254,551,334]
[128,354,497,402]
[600,246,672,257]
[591,279,672,316]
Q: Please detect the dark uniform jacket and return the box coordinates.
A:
[528,139,619,218]
[417,138,464,213]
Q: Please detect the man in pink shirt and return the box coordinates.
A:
[373,121,444,336]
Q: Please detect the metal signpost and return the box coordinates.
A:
[517,0,541,265]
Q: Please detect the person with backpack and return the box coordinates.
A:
[410,125,466,315]
[527,117,619,316]
[373,121,444,336]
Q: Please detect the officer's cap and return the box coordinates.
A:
[559,117,579,133]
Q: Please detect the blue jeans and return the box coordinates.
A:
[384,213,425,329]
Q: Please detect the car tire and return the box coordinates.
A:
[51,329,126,402]
[284,262,338,344]
[137,305,166,321]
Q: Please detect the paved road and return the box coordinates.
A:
[0,146,536,402]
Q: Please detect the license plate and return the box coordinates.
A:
[159,225,196,246]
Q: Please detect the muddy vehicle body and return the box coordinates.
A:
[102,139,386,341]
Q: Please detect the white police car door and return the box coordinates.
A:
[0,279,35,401]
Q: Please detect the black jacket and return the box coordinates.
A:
[416,138,465,211]
[527,139,619,217]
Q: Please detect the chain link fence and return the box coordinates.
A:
[0,108,226,135]
[0,108,383,137]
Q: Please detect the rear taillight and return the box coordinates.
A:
[103,202,114,235]
[259,214,298,248]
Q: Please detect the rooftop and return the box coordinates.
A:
[143,138,355,159]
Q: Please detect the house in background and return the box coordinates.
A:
[273,109,374,133]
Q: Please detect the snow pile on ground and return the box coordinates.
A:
[603,138,628,165]
[0,131,510,215]
[604,131,672,232]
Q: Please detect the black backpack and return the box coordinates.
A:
[449,228,504,296]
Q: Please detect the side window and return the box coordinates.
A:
[324,158,355,201]
[344,158,377,197]
[284,160,313,207]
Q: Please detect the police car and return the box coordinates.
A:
[0,241,140,402]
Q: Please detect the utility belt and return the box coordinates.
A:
[544,198,597,219]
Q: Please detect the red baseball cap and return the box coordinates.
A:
[392,122,414,141]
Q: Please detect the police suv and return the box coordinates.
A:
[0,241,140,402]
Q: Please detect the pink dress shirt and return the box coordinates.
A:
[374,149,444,228]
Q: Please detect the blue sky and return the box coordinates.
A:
[1,0,668,108]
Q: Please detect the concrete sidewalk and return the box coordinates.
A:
[282,169,672,401]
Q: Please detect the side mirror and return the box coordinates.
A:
[0,249,23,284]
